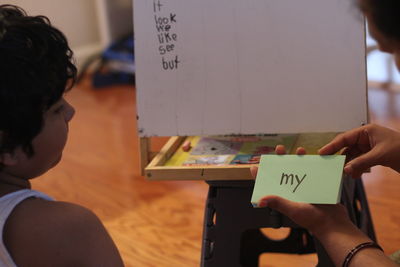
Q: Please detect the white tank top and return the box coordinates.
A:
[0,189,53,267]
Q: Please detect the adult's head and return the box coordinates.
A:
[358,0,400,68]
[0,5,77,159]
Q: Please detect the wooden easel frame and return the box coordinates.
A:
[139,132,339,181]
[139,136,254,181]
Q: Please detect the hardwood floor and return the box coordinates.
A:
[31,80,400,267]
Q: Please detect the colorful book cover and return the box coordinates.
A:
[183,155,233,166]
[230,154,261,164]
[190,137,242,155]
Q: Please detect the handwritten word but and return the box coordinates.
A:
[280,173,307,193]
[162,55,180,70]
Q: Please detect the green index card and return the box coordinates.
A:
[251,155,346,206]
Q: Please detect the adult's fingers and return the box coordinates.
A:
[259,195,299,217]
[276,145,306,155]
[319,127,367,155]
[275,145,286,155]
[296,147,306,155]
[250,166,258,178]
[344,148,382,178]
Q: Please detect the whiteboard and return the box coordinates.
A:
[134,0,367,137]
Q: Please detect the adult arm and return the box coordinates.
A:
[252,144,398,266]
[258,195,397,267]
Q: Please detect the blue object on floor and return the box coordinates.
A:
[78,35,135,88]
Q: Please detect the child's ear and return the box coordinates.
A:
[0,152,19,166]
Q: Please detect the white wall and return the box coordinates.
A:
[96,0,133,47]
[4,0,133,69]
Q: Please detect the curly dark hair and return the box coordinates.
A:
[0,5,77,157]
[359,0,400,41]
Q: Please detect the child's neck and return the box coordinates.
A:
[0,172,31,197]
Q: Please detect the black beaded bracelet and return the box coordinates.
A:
[342,241,383,267]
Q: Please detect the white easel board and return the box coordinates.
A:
[134,0,367,137]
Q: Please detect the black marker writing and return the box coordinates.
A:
[159,44,175,55]
[152,0,179,70]
[162,55,180,70]
[280,173,307,193]
[157,32,177,44]
[154,14,177,27]
[153,0,162,12]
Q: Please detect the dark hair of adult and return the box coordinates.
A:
[0,5,77,157]
[359,0,400,41]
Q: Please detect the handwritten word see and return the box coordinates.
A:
[280,173,307,193]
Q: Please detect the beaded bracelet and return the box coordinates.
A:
[342,241,383,267]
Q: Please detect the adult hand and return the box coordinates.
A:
[319,124,400,178]
[250,145,352,237]
[251,145,395,267]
